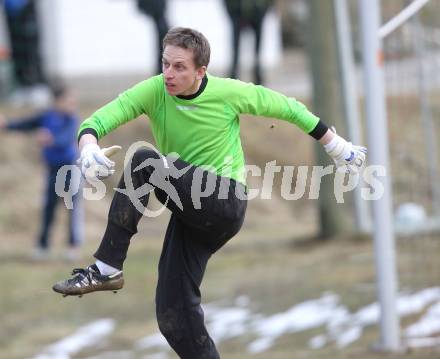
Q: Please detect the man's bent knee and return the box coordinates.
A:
[157,308,185,345]
[131,148,161,170]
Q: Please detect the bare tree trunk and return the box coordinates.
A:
[306,0,348,238]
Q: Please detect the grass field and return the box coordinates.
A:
[1,224,440,359]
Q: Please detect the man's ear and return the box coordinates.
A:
[196,66,207,80]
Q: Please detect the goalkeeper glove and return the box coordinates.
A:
[324,128,367,174]
[78,144,121,180]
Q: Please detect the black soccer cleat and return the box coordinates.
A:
[52,264,124,297]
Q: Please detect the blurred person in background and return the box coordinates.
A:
[52,27,366,358]
[136,0,169,74]
[223,0,273,85]
[4,0,50,107]
[0,84,82,261]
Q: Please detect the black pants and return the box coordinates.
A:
[224,0,272,85]
[95,149,247,358]
[6,1,46,87]
[152,15,169,75]
[229,14,265,85]
[39,165,81,249]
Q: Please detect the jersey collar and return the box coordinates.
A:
[177,74,208,100]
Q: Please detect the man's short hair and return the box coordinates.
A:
[163,27,210,68]
[50,81,68,100]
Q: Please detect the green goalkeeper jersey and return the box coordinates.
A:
[79,74,320,184]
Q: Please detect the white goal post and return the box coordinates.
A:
[357,0,432,352]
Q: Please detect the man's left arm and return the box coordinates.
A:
[236,83,367,174]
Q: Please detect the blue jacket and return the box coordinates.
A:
[6,109,79,166]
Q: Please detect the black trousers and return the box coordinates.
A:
[224,0,271,85]
[152,15,169,75]
[94,149,247,358]
[6,1,46,87]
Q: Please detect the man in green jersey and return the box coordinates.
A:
[53,27,366,358]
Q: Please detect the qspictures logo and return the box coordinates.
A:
[55,141,385,217]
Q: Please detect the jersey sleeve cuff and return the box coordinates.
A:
[308,120,329,140]
[78,128,99,143]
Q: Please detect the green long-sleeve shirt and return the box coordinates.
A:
[79,73,320,183]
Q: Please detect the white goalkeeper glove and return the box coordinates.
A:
[324,128,367,174]
[78,144,122,180]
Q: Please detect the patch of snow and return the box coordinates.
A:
[248,293,341,353]
[141,353,169,359]
[135,333,168,350]
[405,301,440,338]
[32,319,115,359]
[83,350,133,359]
[309,335,327,349]
[309,287,440,349]
[207,307,252,342]
[40,288,440,357]
[405,337,440,348]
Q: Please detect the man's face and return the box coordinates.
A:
[162,45,206,96]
